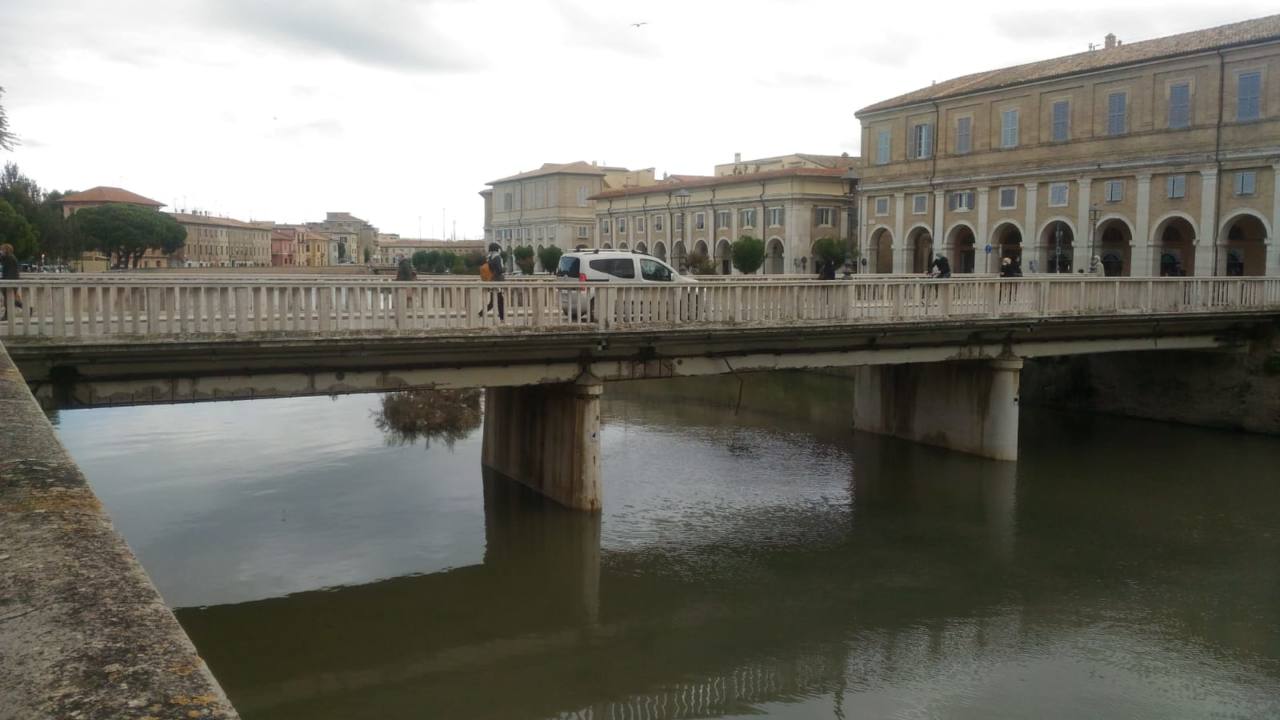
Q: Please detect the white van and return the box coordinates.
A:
[554,250,696,317]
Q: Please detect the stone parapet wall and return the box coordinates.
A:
[0,341,239,719]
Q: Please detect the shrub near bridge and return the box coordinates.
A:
[731,235,765,275]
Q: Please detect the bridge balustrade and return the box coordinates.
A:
[1,277,1277,340]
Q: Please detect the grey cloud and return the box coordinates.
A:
[756,72,839,90]
[555,0,657,58]
[990,4,1271,45]
[208,0,478,72]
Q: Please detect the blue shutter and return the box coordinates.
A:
[1238,73,1261,121]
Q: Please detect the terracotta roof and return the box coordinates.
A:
[168,212,260,229]
[858,14,1280,116]
[488,161,628,185]
[590,167,850,200]
[60,186,164,207]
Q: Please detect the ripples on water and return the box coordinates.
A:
[54,372,1280,719]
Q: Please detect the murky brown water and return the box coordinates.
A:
[56,372,1280,719]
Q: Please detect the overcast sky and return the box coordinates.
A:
[1,0,1274,239]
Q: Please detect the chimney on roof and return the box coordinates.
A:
[1105,33,1117,49]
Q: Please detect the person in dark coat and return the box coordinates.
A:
[928,254,951,278]
[0,243,23,320]
[818,259,836,280]
[395,258,417,281]
[480,243,506,320]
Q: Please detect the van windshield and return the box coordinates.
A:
[555,256,580,277]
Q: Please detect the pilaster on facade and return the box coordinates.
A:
[858,195,870,265]
[1024,182,1038,270]
[1075,177,1094,273]
[1197,168,1219,277]
[1269,162,1280,275]
[932,190,946,256]
[892,193,907,273]
[976,187,991,273]
[1133,174,1153,277]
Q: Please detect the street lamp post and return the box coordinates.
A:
[1053,221,1063,273]
[1088,204,1101,271]
[673,189,690,271]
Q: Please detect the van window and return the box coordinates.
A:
[589,258,635,278]
[640,259,673,281]
[555,256,581,277]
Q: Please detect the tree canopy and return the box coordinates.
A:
[731,235,765,275]
[0,87,15,152]
[0,199,37,258]
[512,245,535,275]
[811,237,849,270]
[0,162,88,262]
[75,203,186,268]
[686,249,716,275]
[537,245,563,274]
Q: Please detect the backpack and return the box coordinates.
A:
[479,262,493,281]
[486,255,504,281]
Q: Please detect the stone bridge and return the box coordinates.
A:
[3,275,1279,510]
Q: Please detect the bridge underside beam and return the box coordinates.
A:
[853,359,1024,461]
[482,376,603,512]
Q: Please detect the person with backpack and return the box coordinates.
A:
[0,243,23,320]
[479,243,505,320]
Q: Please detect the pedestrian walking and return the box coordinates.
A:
[479,243,506,320]
[1089,255,1105,276]
[928,254,951,278]
[0,243,24,320]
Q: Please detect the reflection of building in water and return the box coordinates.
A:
[373,388,481,448]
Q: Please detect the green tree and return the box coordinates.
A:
[811,237,849,272]
[411,250,431,272]
[450,253,466,274]
[363,246,372,264]
[0,199,37,259]
[438,250,457,273]
[512,245,535,275]
[537,245,563,274]
[75,203,187,268]
[0,87,15,152]
[462,251,486,274]
[731,235,765,275]
[686,249,716,275]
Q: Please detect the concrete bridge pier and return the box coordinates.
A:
[852,358,1023,461]
[482,374,603,511]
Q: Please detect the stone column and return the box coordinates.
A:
[1024,182,1039,271]
[933,189,946,257]
[1075,177,1094,273]
[1133,173,1153,276]
[892,192,907,273]
[852,358,1023,461]
[482,375,603,511]
[858,194,870,272]
[1270,163,1280,277]
[1197,168,1219,276]
[977,186,991,273]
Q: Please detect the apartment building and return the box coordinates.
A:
[171,212,272,267]
[306,211,378,264]
[590,154,858,275]
[483,161,656,256]
[854,14,1280,277]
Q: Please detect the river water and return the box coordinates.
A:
[55,372,1280,719]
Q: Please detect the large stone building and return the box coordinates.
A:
[589,154,858,275]
[305,212,378,265]
[170,212,272,267]
[372,236,486,265]
[59,187,168,270]
[482,162,656,256]
[854,14,1280,277]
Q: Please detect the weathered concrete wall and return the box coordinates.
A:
[482,375,603,511]
[0,342,239,720]
[1022,325,1280,434]
[852,359,1022,461]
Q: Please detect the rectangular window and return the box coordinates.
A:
[874,197,890,215]
[1052,100,1070,142]
[739,208,756,228]
[912,194,928,214]
[1235,170,1257,196]
[695,213,705,230]
[947,191,975,212]
[876,129,891,164]
[636,217,646,233]
[1168,82,1191,129]
[503,192,513,211]
[617,217,626,233]
[1238,72,1262,121]
[814,207,833,226]
[654,215,663,231]
[910,122,933,159]
[1049,182,1069,207]
[577,185,590,207]
[578,225,589,238]
[1001,109,1019,148]
[1105,180,1124,202]
[1107,92,1127,135]
[600,219,610,235]
[716,210,731,229]
[675,214,685,230]
[1167,174,1186,199]
[767,207,784,226]
[998,187,1017,210]
[955,116,972,154]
